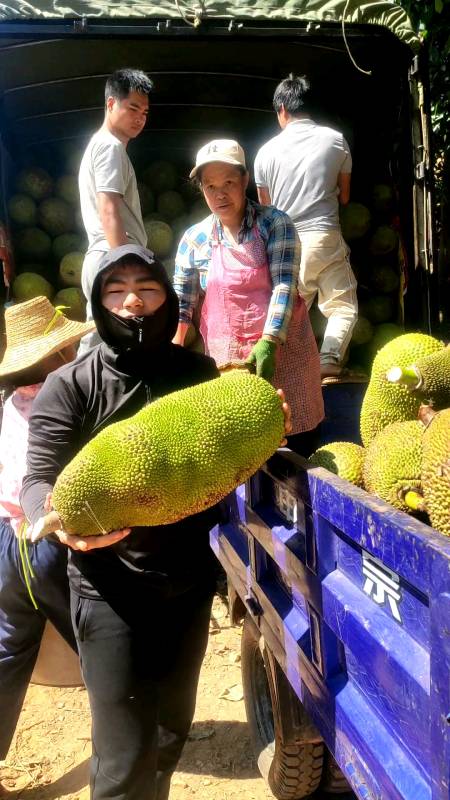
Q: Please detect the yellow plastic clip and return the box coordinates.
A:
[44,305,70,335]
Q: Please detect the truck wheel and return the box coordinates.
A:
[320,753,350,794]
[241,614,324,799]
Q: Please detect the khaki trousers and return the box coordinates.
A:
[298,229,358,364]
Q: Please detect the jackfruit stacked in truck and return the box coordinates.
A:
[419,406,450,537]
[51,372,285,536]
[386,345,450,406]
[308,442,365,487]
[363,420,425,512]
[358,337,450,535]
[9,162,87,318]
[360,333,445,446]
[7,150,206,330]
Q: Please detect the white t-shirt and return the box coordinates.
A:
[79,128,147,253]
[254,118,352,233]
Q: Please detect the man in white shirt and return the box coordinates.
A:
[254,74,358,378]
[79,68,153,351]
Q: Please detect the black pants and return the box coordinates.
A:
[71,582,214,800]
[0,519,76,758]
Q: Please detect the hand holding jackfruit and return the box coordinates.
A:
[52,372,285,536]
[360,333,444,446]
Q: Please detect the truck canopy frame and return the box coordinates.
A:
[0,0,420,52]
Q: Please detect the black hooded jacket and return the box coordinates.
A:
[20,249,220,600]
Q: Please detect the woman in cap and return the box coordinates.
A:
[0,296,94,769]
[172,139,324,455]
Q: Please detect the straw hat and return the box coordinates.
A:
[0,296,96,378]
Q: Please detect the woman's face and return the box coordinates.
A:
[200,163,249,227]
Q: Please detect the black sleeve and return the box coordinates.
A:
[20,370,86,524]
[198,354,220,381]
[183,350,220,383]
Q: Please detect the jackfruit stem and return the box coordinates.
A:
[418,404,437,427]
[403,490,427,513]
[385,366,420,389]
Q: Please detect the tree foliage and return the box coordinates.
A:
[397,1,450,157]
[396,1,450,330]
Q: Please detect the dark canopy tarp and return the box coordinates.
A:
[0,1,420,51]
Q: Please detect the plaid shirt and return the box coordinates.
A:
[173,199,301,342]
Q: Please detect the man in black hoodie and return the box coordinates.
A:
[20,244,222,800]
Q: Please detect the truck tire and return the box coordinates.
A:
[320,753,351,794]
[241,614,324,799]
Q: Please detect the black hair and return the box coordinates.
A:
[273,74,312,116]
[105,69,154,104]
[100,255,159,280]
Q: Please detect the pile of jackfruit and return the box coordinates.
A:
[6,145,206,347]
[308,334,450,537]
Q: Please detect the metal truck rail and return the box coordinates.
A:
[211,449,450,800]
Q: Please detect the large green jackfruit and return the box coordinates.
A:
[308,442,365,487]
[420,406,450,537]
[52,372,285,536]
[8,194,37,227]
[38,197,74,237]
[371,323,404,356]
[144,219,173,258]
[350,317,373,346]
[372,184,394,214]
[386,345,450,406]
[369,225,398,257]
[142,161,177,193]
[16,167,53,200]
[340,202,371,241]
[360,333,444,446]
[363,420,424,512]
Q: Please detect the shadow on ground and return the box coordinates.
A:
[11,721,356,800]
[14,759,89,800]
[180,720,356,798]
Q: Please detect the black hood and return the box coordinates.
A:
[90,245,179,356]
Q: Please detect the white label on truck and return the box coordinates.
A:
[362,551,402,623]
[273,483,298,525]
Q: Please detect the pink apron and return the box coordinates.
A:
[200,225,324,435]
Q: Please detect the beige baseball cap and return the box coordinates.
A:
[189,139,246,179]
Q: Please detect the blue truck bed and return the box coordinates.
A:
[210,449,450,799]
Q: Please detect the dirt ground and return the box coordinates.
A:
[0,596,352,800]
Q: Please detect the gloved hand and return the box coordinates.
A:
[245,338,278,381]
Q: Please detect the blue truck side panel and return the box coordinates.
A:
[210,449,450,800]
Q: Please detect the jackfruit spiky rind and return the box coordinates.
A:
[413,346,450,403]
[363,420,424,512]
[52,372,285,536]
[308,442,365,487]
[421,408,450,537]
[360,333,444,446]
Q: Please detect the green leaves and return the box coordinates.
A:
[395,0,450,206]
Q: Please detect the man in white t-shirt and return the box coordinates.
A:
[254,74,358,378]
[78,68,153,351]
